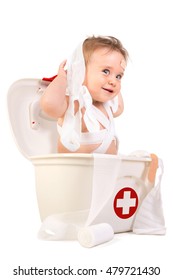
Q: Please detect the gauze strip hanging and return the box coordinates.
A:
[57,42,85,151]
[57,42,100,151]
[133,159,166,235]
[86,154,122,225]
[57,41,119,151]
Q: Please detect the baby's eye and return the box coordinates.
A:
[116,74,122,80]
[102,69,110,75]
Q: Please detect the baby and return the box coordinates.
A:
[40,36,128,154]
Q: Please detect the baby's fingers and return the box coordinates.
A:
[58,59,67,77]
[59,59,67,69]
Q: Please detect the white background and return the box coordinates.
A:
[1,0,173,279]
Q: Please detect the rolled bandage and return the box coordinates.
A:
[77,223,114,248]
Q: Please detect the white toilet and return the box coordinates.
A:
[7,78,165,237]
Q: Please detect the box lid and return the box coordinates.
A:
[7,78,58,158]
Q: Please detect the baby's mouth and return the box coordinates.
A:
[102,87,114,93]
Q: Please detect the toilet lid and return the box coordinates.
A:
[7,79,58,158]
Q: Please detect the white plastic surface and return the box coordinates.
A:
[31,153,151,223]
[7,79,58,158]
[31,153,94,220]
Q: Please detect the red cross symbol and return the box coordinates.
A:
[113,187,138,219]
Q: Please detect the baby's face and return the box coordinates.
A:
[83,48,126,103]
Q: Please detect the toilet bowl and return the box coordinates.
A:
[7,78,166,235]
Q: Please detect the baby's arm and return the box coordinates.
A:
[113,92,124,117]
[40,60,68,119]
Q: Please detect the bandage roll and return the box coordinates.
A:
[77,223,114,248]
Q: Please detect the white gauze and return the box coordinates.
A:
[58,41,119,151]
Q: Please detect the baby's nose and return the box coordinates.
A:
[108,78,116,87]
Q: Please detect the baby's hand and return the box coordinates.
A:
[58,60,67,78]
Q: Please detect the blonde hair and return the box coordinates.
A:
[83,35,128,65]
